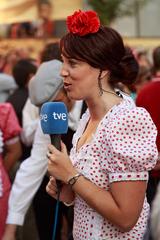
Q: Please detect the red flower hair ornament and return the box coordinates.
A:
[67,10,100,36]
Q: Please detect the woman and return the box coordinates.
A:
[46,10,158,239]
[0,103,22,238]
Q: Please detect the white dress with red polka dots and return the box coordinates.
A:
[70,96,158,240]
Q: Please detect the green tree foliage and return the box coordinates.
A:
[87,0,149,25]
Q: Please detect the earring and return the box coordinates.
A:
[98,70,103,96]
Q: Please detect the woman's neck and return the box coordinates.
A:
[86,90,123,121]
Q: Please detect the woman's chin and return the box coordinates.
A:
[67,92,82,101]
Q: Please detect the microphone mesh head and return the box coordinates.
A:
[40,102,68,134]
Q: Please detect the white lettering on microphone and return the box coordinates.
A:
[40,114,48,122]
[52,112,67,120]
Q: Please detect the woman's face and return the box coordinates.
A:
[53,88,74,112]
[61,54,100,101]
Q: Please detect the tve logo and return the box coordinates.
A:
[52,112,67,121]
[40,113,48,122]
[40,102,68,134]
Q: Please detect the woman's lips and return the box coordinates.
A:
[64,83,72,90]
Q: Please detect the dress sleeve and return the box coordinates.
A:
[1,103,21,142]
[101,107,158,184]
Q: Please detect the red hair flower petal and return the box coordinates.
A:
[67,10,100,36]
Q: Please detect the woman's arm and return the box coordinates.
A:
[47,142,147,232]
[21,98,39,147]
[71,176,146,232]
[3,139,22,172]
[2,224,17,240]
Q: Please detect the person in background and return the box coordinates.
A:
[35,0,54,38]
[0,103,22,238]
[8,23,21,39]
[0,73,17,102]
[136,46,160,206]
[39,42,62,64]
[18,22,34,38]
[2,60,75,240]
[46,10,158,240]
[6,59,37,126]
[1,49,21,76]
[6,59,37,172]
[134,66,152,96]
[0,49,20,102]
[117,65,152,101]
[136,49,151,68]
[5,60,38,240]
[21,42,61,150]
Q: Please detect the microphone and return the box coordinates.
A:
[40,102,68,151]
[40,101,68,189]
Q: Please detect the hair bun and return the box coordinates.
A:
[118,47,139,85]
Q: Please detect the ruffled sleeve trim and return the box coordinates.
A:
[109,171,148,183]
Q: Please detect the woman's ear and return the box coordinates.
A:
[100,70,109,79]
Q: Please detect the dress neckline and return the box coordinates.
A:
[75,97,126,153]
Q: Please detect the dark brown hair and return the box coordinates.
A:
[40,42,62,63]
[153,46,160,74]
[60,26,139,86]
[13,59,37,87]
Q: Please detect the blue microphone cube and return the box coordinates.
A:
[40,102,68,134]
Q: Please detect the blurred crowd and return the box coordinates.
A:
[0,40,160,240]
[0,1,54,39]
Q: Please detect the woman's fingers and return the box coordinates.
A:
[49,176,56,184]
[48,144,60,155]
[46,177,58,199]
[47,142,73,183]
[60,141,68,155]
[47,144,61,163]
[47,152,54,162]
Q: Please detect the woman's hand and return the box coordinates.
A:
[46,176,75,203]
[2,224,17,240]
[47,141,77,183]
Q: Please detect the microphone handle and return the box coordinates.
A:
[50,134,61,150]
[50,134,62,190]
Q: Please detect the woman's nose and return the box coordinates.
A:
[60,64,69,77]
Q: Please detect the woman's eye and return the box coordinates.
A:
[69,60,77,67]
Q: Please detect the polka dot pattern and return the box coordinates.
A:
[70,97,158,239]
